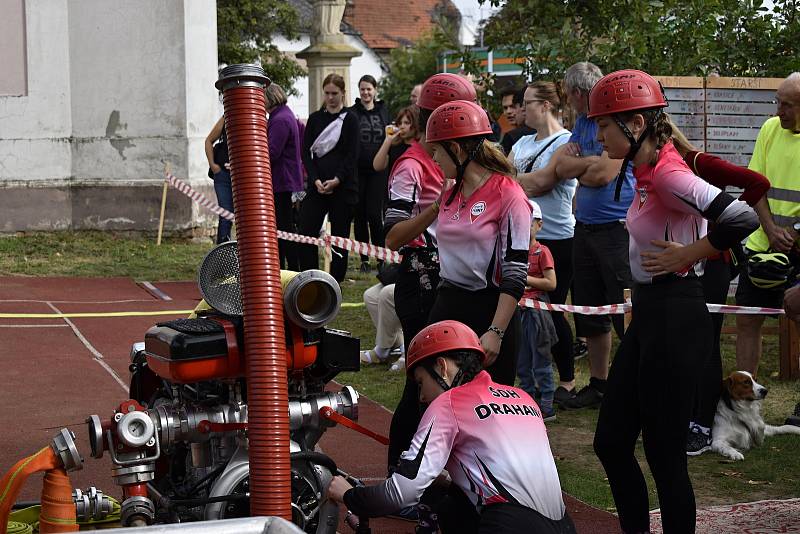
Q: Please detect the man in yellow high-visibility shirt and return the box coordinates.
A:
[735,72,800,375]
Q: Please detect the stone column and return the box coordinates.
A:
[296,0,361,110]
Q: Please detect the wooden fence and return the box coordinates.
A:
[655,76,783,167]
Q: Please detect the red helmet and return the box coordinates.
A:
[406,320,485,376]
[417,73,477,111]
[425,100,493,143]
[587,69,667,118]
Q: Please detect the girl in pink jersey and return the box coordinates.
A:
[425,100,532,387]
[384,73,478,480]
[587,70,758,534]
[328,320,575,534]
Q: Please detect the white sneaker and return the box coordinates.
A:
[389,357,405,372]
[360,349,389,365]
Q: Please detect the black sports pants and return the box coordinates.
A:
[594,278,711,534]
[539,237,575,382]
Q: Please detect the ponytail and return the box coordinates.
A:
[666,114,698,157]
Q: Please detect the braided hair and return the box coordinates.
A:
[418,349,484,388]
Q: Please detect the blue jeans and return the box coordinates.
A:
[518,307,556,411]
[212,169,233,243]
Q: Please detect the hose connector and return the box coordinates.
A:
[50,429,83,473]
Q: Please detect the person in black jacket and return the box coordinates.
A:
[351,75,390,273]
[298,73,360,282]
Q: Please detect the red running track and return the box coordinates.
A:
[0,276,619,532]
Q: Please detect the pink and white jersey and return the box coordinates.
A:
[385,141,444,249]
[343,371,566,520]
[628,143,757,284]
[436,174,532,299]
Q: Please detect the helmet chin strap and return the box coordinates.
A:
[611,110,661,201]
[424,364,465,392]
[444,139,485,206]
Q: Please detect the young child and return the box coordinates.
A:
[518,200,558,420]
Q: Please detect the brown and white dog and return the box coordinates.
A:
[711,371,800,461]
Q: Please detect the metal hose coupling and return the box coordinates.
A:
[51,429,83,472]
[73,487,113,522]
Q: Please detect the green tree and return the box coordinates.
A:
[378,23,459,116]
[480,0,800,79]
[217,0,306,95]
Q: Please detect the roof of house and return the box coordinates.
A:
[344,0,460,50]
[287,0,461,51]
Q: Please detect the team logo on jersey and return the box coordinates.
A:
[470,201,486,223]
[637,187,648,211]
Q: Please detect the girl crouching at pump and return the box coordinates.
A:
[426,100,533,386]
[587,70,759,533]
[328,320,576,534]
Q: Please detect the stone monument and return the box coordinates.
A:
[297,0,361,111]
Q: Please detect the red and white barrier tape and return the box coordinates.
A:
[165,173,402,263]
[166,173,784,316]
[519,298,784,316]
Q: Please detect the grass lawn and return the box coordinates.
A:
[2,231,799,511]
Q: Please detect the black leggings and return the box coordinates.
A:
[539,237,575,383]
[388,251,440,471]
[353,167,386,262]
[593,278,711,533]
[428,284,520,386]
[695,257,731,429]
[297,190,354,282]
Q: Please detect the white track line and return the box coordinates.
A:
[0,324,70,328]
[46,301,128,392]
[140,281,173,301]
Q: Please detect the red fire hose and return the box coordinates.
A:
[216,65,291,520]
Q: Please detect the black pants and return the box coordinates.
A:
[428,284,520,385]
[388,250,441,471]
[439,485,576,534]
[275,191,299,271]
[694,257,731,429]
[353,167,386,263]
[297,190,354,282]
[594,278,711,534]
[539,237,575,382]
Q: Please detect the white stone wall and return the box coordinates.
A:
[0,0,73,184]
[0,0,219,231]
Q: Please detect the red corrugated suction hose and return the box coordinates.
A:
[216,65,291,520]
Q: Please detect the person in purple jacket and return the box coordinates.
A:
[265,83,305,270]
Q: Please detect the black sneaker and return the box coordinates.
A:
[359,261,371,273]
[561,385,603,410]
[553,386,576,407]
[686,427,712,456]
[542,406,557,422]
[573,339,588,360]
[785,402,800,427]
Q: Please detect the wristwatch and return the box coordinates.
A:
[487,325,505,339]
[792,221,800,233]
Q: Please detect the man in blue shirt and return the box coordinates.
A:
[554,62,635,410]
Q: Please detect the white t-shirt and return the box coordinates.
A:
[512,131,576,241]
